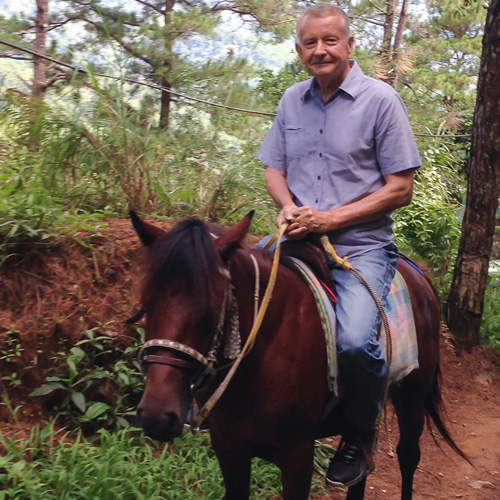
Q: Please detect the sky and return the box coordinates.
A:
[1,0,32,16]
[0,0,296,71]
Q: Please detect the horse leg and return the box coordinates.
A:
[346,477,367,500]
[392,388,425,500]
[277,440,315,500]
[216,452,252,500]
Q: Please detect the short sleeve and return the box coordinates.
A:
[374,93,421,175]
[256,99,287,172]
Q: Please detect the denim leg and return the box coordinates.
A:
[331,244,398,434]
[252,233,289,251]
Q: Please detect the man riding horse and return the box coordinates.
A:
[257,4,420,487]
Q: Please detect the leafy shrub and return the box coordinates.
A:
[394,143,464,293]
[30,328,144,432]
[481,276,500,349]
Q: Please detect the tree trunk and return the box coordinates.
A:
[159,74,171,129]
[159,0,175,129]
[388,0,409,88]
[33,0,49,99]
[447,0,500,351]
[382,0,396,54]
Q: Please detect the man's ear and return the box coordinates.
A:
[295,42,303,61]
[347,35,354,58]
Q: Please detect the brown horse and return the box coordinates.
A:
[130,211,466,500]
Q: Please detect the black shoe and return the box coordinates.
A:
[326,438,374,487]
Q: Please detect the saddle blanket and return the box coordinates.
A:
[287,257,419,392]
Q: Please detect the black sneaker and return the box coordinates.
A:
[326,438,374,487]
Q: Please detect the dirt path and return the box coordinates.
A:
[315,345,500,500]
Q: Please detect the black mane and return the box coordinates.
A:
[142,218,224,311]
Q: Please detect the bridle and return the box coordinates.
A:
[133,272,241,389]
[131,223,287,430]
[137,338,211,376]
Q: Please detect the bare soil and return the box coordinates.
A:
[316,345,500,500]
[1,219,499,499]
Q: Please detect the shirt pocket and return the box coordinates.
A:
[284,126,305,160]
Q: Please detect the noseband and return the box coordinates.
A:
[137,338,210,375]
[135,280,241,385]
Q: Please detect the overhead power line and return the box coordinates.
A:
[0,38,472,139]
[0,38,276,117]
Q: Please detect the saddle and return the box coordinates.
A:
[280,239,337,300]
[279,240,419,390]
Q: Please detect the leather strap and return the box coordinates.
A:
[141,354,199,371]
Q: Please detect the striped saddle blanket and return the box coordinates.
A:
[286,257,419,393]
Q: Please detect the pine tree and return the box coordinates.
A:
[55,0,297,128]
[447,0,500,350]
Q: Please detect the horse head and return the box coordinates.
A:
[131,211,253,442]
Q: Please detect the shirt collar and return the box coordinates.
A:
[302,60,363,102]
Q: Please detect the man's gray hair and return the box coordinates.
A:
[296,4,351,44]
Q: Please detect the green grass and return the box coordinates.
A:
[0,424,278,499]
[0,422,331,499]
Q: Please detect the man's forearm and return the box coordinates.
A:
[265,167,295,209]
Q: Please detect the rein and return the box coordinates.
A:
[319,235,393,455]
[190,222,288,430]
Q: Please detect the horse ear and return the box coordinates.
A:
[214,210,254,259]
[130,211,165,247]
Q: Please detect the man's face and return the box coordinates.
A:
[296,14,354,82]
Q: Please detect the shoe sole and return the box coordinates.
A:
[325,469,369,488]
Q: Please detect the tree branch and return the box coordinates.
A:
[133,0,164,15]
[0,53,32,61]
[82,17,156,67]
[44,72,67,89]
[46,16,82,32]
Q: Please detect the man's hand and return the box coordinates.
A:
[286,206,332,238]
[276,205,333,239]
[277,204,297,226]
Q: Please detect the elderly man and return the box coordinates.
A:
[256,4,420,487]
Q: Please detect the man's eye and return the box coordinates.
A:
[326,38,337,45]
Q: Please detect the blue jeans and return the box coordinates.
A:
[330,244,398,434]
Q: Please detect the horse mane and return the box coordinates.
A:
[141,218,224,312]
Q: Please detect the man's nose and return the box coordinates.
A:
[313,40,327,55]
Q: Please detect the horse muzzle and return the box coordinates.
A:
[137,407,184,442]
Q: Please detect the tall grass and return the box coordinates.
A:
[0,423,332,499]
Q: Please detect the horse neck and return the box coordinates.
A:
[226,248,275,335]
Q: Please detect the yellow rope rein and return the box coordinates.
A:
[319,235,393,456]
[191,223,288,430]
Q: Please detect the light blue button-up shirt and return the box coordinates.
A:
[257,61,421,257]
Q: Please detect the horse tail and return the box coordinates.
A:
[418,260,470,462]
[424,363,472,464]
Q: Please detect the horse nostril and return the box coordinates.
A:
[138,410,183,442]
